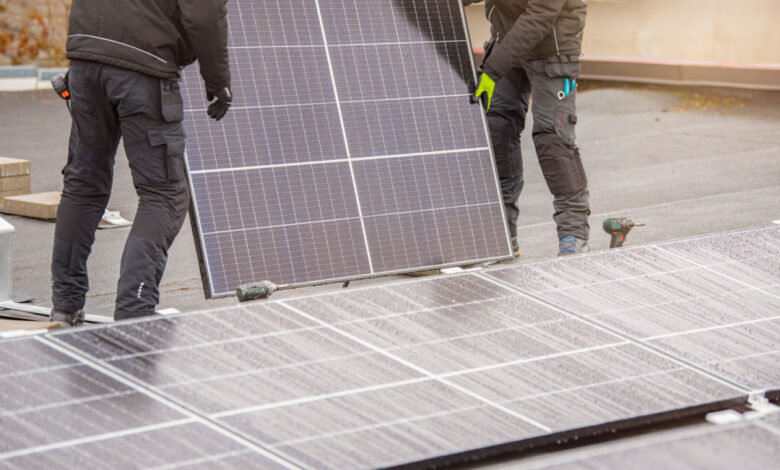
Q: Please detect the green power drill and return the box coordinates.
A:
[236,280,278,302]
[603,218,645,248]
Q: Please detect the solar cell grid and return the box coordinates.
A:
[44,266,754,469]
[342,97,487,157]
[181,0,510,296]
[0,339,188,462]
[0,424,285,470]
[320,0,467,44]
[227,0,323,47]
[485,227,780,394]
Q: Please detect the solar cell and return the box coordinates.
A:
[180,0,510,297]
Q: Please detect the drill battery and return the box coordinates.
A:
[51,71,70,100]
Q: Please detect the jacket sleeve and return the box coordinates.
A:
[483,0,565,79]
[178,0,230,92]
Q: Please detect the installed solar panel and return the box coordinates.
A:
[0,337,305,469]
[40,275,747,469]
[181,0,510,297]
[518,421,780,470]
[486,227,780,396]
[2,228,777,469]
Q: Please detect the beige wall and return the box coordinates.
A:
[465,0,780,64]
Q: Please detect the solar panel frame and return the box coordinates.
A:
[504,420,780,470]
[181,0,512,298]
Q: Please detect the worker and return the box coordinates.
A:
[49,0,232,326]
[467,0,590,256]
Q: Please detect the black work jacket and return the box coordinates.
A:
[482,0,587,79]
[66,0,230,92]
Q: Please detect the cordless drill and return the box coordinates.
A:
[236,280,278,302]
[51,72,70,100]
[51,72,73,117]
[603,218,644,248]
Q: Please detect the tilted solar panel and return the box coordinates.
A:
[181,0,511,297]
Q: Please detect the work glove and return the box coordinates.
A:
[207,86,232,121]
[474,73,495,112]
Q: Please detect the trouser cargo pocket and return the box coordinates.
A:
[148,123,187,182]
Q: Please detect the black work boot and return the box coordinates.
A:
[508,222,521,257]
[49,309,85,328]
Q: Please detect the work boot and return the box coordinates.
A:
[511,237,521,257]
[558,235,589,256]
[49,309,85,328]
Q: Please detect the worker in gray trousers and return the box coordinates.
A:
[467,0,591,255]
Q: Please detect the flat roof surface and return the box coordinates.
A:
[2,85,777,315]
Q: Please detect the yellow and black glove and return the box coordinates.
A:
[474,73,496,112]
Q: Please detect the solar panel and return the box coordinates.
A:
[180,0,510,297]
[42,274,748,469]
[517,422,780,470]
[2,228,777,469]
[0,337,307,469]
[486,227,780,396]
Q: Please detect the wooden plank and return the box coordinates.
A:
[2,191,60,220]
[0,157,31,178]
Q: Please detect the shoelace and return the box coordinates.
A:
[559,235,578,252]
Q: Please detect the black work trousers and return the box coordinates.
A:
[488,59,590,241]
[51,60,190,320]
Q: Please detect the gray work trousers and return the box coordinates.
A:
[51,60,190,320]
[488,59,590,241]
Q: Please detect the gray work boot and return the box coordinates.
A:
[511,237,521,257]
[49,309,85,328]
[558,235,589,256]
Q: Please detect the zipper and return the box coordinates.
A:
[487,5,502,41]
[552,25,561,56]
[68,34,168,64]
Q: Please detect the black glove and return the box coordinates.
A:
[206,86,232,121]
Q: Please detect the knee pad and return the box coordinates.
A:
[534,133,587,196]
[131,180,190,247]
[488,113,524,182]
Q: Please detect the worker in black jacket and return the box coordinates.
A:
[49,0,232,326]
[468,0,590,256]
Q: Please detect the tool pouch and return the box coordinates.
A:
[160,79,184,123]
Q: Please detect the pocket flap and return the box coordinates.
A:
[544,61,582,79]
[148,123,186,147]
